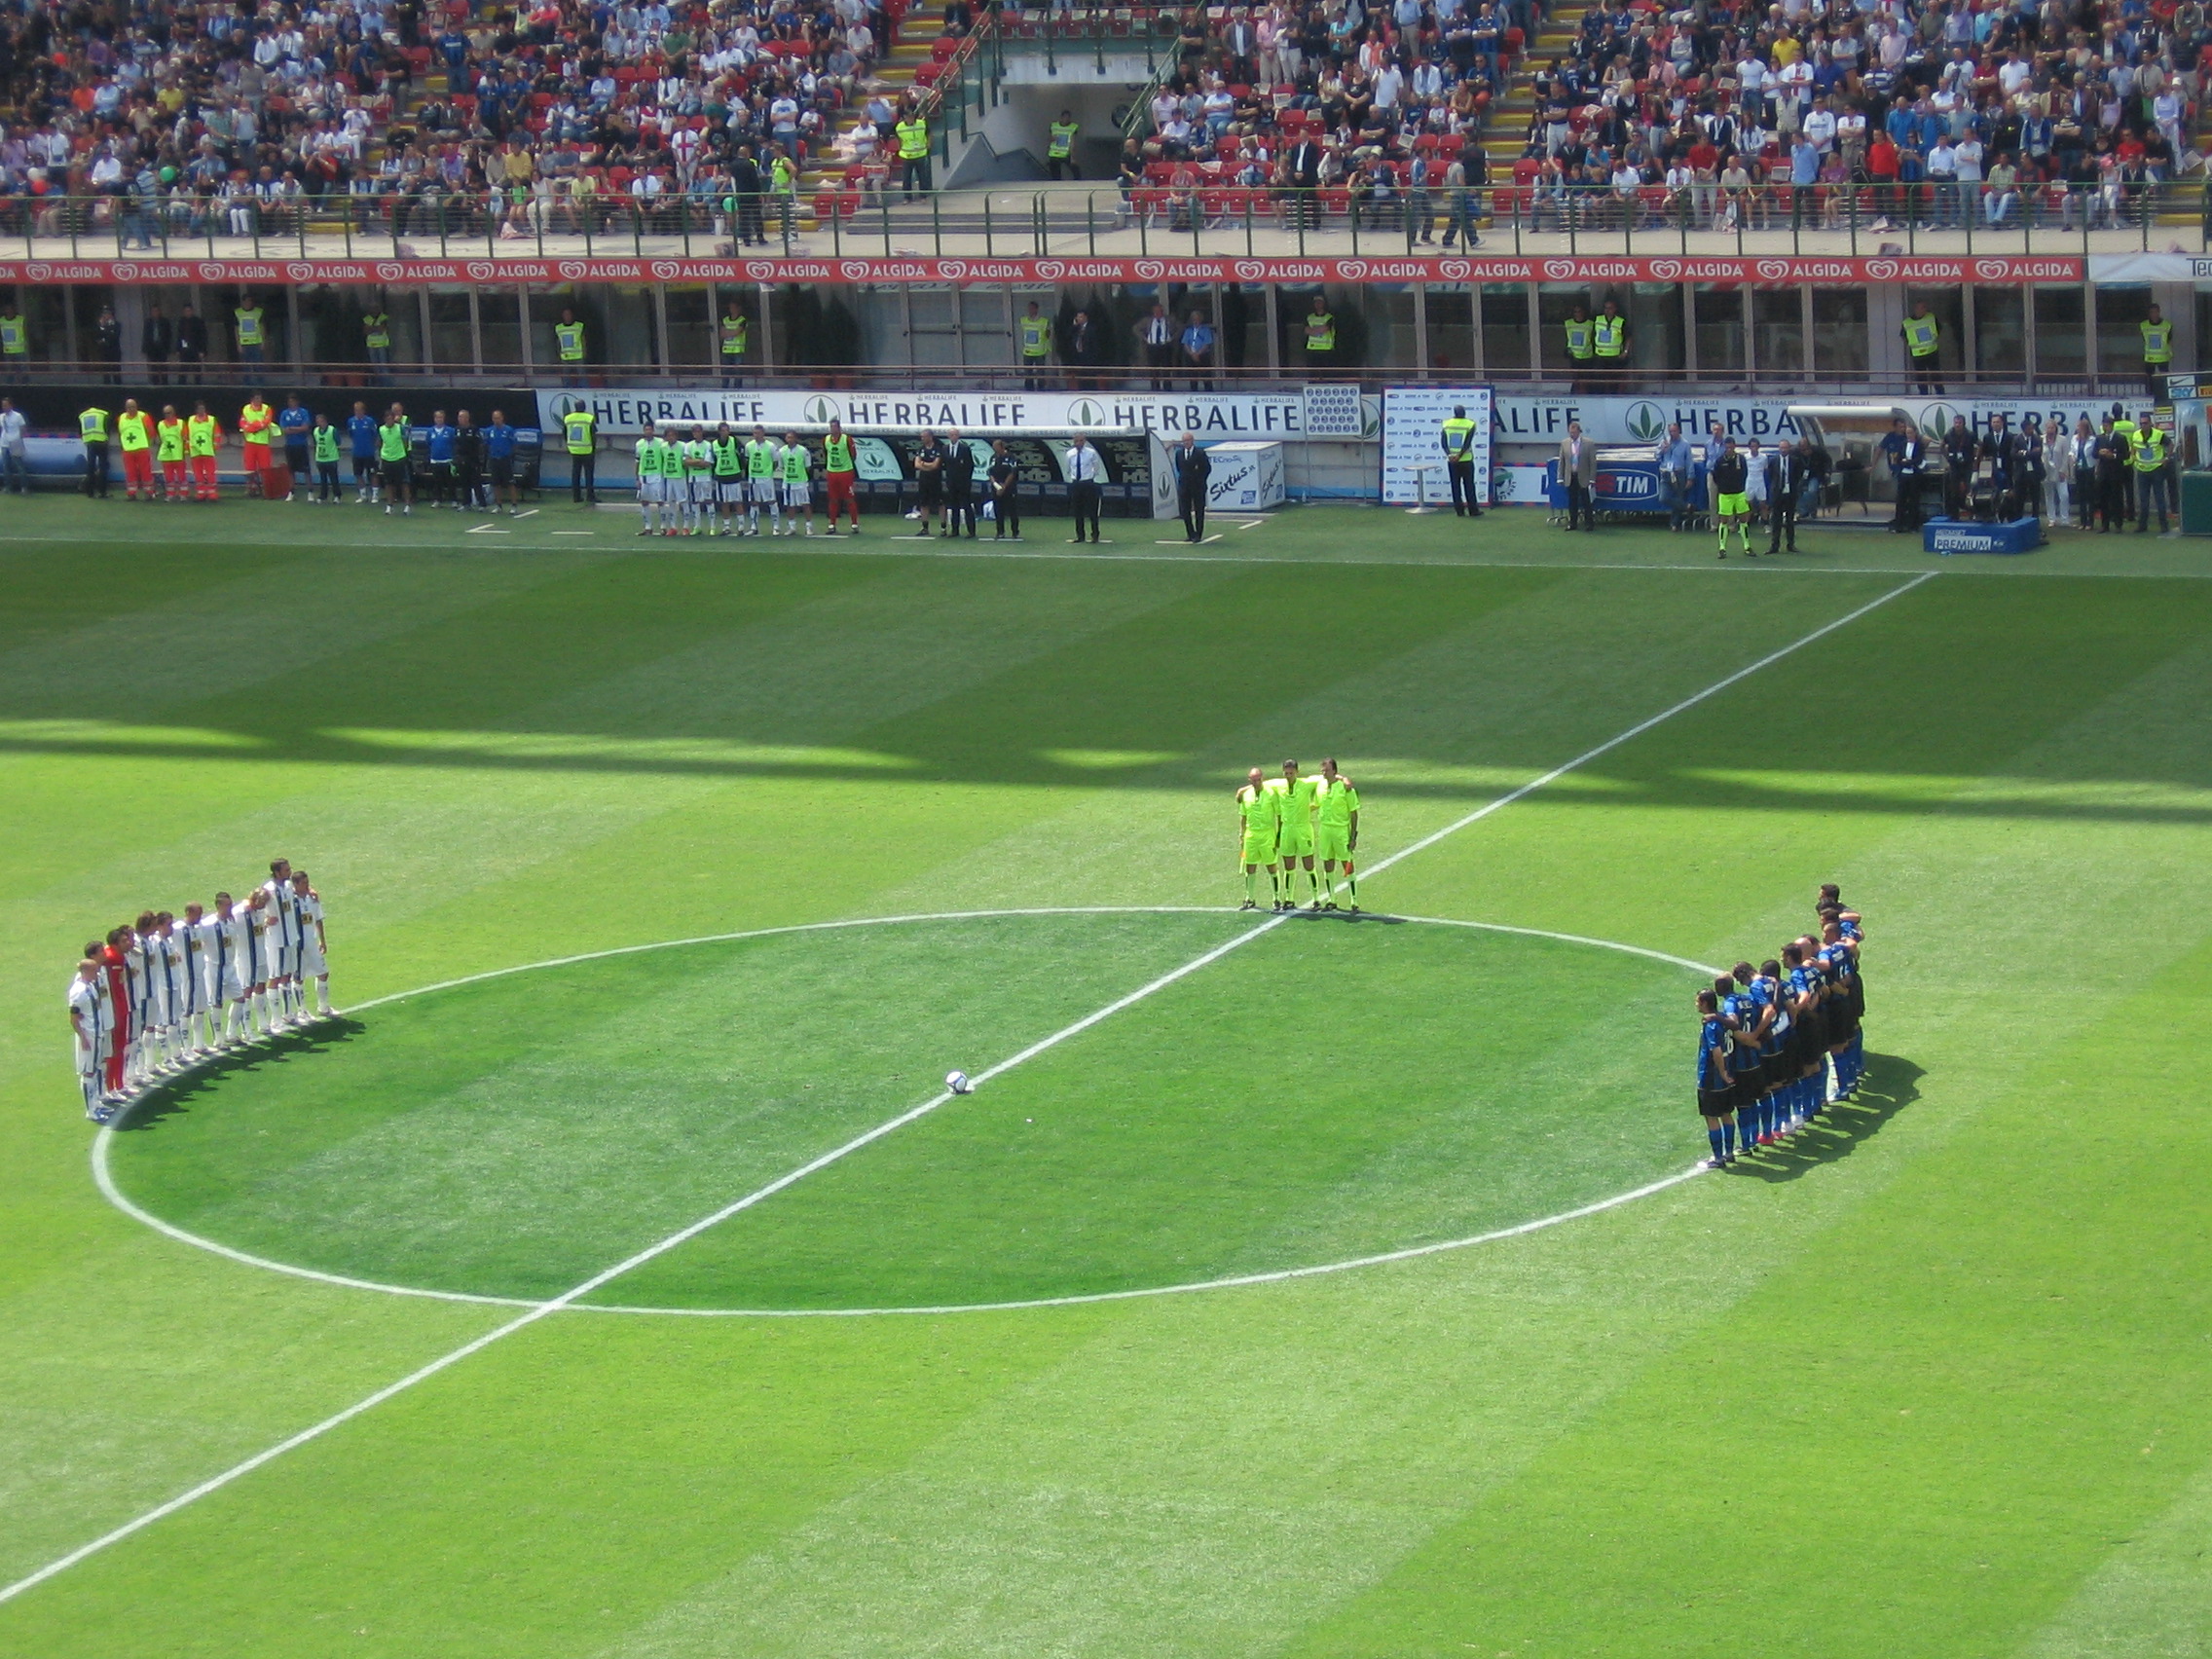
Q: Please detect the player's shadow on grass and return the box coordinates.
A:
[1732,1051,1922,1182]
[113,1018,368,1132]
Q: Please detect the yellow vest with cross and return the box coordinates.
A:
[555,320,586,362]
[1020,314,1052,357]
[1593,314,1626,357]
[1904,313,1939,357]
[1306,311,1335,351]
[720,313,751,356]
[2141,317,2173,364]
[1564,317,1594,359]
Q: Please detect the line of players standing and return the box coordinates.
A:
[1694,886,1864,1168]
[67,858,332,1124]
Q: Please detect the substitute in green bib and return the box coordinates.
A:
[821,418,860,535]
[634,419,670,536]
[1046,110,1081,179]
[744,423,782,535]
[1903,301,1942,394]
[311,413,343,502]
[712,423,747,536]
[0,305,27,358]
[2141,304,2173,402]
[780,429,816,538]
[379,403,414,514]
[1563,303,1595,393]
[1019,299,1054,388]
[563,405,599,504]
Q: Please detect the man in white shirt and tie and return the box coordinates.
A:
[1066,435,1105,543]
[1136,304,1176,389]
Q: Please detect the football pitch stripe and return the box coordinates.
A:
[7,523,2212,580]
[0,571,1935,1610]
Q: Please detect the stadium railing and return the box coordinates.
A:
[8,177,2207,263]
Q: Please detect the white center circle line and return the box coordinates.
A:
[93,906,1721,1316]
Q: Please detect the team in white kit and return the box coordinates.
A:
[67,857,332,1124]
[632,420,819,538]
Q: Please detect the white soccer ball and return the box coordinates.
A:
[945,1070,973,1094]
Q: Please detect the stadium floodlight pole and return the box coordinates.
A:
[0,573,1940,1611]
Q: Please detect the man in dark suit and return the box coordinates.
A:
[142,304,173,386]
[1172,432,1212,541]
[1135,303,1177,389]
[1063,308,1099,388]
[1764,438,1812,553]
[1286,135,1323,228]
[941,427,977,536]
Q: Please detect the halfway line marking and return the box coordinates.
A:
[18,573,1932,1606]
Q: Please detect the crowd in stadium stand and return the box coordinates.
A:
[0,0,2200,247]
[0,0,926,243]
[1122,0,1526,237]
[1511,0,2208,233]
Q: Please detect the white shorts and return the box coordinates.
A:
[76,1035,96,1076]
[782,481,812,507]
[717,477,747,503]
[298,940,327,977]
[211,965,245,1005]
[750,477,780,504]
[638,474,665,503]
[147,977,171,1028]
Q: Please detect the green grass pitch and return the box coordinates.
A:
[3,495,2211,1657]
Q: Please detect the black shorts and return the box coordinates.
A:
[383,459,412,488]
[1731,1057,1765,1107]
[1698,1084,1736,1118]
[285,444,311,475]
[490,456,514,484]
[352,454,376,479]
[917,477,943,502]
[1849,977,1865,1020]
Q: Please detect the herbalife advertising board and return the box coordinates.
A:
[1489,394,2145,448]
[540,388,1328,438]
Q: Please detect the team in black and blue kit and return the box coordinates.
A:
[1694,884,1866,1168]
